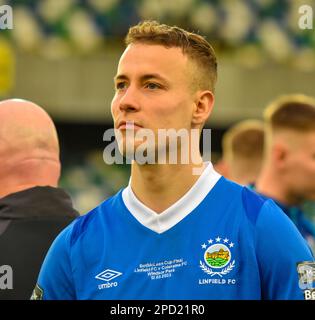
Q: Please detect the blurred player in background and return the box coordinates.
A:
[34,21,313,300]
[0,99,79,300]
[216,120,264,185]
[256,94,315,253]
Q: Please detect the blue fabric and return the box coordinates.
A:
[248,184,315,252]
[37,178,313,300]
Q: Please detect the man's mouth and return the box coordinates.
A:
[117,121,142,130]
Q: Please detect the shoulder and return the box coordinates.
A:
[255,199,313,259]
[218,177,268,225]
[241,185,268,224]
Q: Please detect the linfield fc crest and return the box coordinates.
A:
[200,236,235,277]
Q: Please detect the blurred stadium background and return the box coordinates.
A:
[1,0,315,215]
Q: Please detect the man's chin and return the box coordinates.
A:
[118,144,159,164]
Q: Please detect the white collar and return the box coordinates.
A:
[122,163,221,234]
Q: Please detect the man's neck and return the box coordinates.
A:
[0,158,60,198]
[256,168,300,206]
[0,182,58,199]
[130,160,205,213]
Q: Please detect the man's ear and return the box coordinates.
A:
[192,91,215,127]
[272,142,288,169]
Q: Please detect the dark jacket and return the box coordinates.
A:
[0,186,79,300]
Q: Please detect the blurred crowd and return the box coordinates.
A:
[1,0,314,70]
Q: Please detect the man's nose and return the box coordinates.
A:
[118,86,140,113]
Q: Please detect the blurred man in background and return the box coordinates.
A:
[0,99,79,299]
[217,120,264,185]
[256,94,315,252]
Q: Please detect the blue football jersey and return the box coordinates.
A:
[35,165,314,300]
[248,184,315,254]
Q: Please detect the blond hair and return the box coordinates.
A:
[264,94,315,132]
[223,120,265,162]
[125,20,217,92]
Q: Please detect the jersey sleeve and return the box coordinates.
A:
[255,199,314,300]
[31,222,76,300]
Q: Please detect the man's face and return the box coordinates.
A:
[284,131,315,201]
[111,43,198,157]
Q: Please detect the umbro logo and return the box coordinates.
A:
[95,269,123,290]
[95,269,122,282]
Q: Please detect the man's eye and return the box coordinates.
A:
[145,82,160,90]
[116,82,127,90]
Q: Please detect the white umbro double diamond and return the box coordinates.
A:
[95,269,122,282]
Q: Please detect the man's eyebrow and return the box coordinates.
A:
[114,73,169,83]
[140,74,169,83]
[114,74,128,82]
